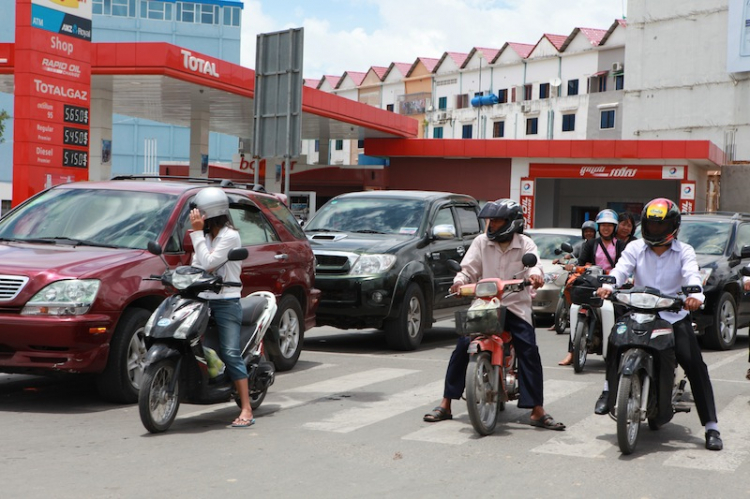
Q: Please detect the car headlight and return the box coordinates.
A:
[349,254,397,275]
[698,268,712,286]
[21,279,101,316]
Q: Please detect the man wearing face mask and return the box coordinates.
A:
[422,199,565,431]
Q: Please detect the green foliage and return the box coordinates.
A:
[0,109,9,144]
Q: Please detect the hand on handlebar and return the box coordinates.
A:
[596,287,612,299]
[528,274,543,289]
[684,297,702,312]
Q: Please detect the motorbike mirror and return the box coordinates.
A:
[446,259,462,273]
[740,265,750,277]
[560,242,574,253]
[147,241,163,256]
[228,247,249,261]
[682,285,702,294]
[599,275,616,285]
[521,253,537,267]
[554,248,562,255]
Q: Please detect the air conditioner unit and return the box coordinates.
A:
[437,112,448,121]
[612,61,624,72]
[521,103,531,113]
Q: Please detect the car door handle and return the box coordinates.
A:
[274,254,289,261]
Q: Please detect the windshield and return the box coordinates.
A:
[0,188,177,250]
[678,221,731,255]
[305,197,427,236]
[527,232,581,260]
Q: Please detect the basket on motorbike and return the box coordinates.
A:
[570,273,603,307]
[455,305,506,335]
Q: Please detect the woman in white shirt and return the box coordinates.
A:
[190,187,253,428]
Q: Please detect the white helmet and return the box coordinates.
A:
[194,187,230,220]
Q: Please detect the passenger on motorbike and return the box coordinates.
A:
[616,211,638,246]
[595,198,723,451]
[190,187,254,428]
[558,210,624,366]
[422,199,565,431]
[553,220,596,270]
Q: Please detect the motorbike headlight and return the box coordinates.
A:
[475,281,499,297]
[171,267,205,290]
[21,279,101,316]
[698,268,712,286]
[616,292,676,309]
[349,254,397,275]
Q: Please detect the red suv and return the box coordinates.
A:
[0,177,319,403]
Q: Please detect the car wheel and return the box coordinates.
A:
[702,292,737,350]
[265,295,304,372]
[96,307,150,404]
[384,282,426,351]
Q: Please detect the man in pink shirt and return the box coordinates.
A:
[423,199,565,431]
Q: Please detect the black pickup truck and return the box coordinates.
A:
[304,190,483,350]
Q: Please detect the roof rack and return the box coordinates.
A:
[110,175,267,192]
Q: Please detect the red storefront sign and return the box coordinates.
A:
[520,178,535,229]
[680,181,697,213]
[529,164,686,180]
[13,0,92,206]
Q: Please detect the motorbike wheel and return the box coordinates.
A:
[616,371,643,455]
[554,299,569,335]
[465,351,499,436]
[572,320,588,373]
[138,359,181,434]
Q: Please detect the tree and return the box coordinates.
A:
[0,109,9,143]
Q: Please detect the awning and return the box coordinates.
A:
[591,70,609,77]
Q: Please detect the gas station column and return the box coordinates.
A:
[89,77,113,180]
[189,94,209,177]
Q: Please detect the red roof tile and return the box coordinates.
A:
[384,62,413,79]
[369,65,389,81]
[543,33,568,51]
[303,78,320,88]
[319,75,341,89]
[504,42,535,60]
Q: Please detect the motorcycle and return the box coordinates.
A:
[602,278,700,455]
[568,266,616,373]
[552,242,580,335]
[451,254,538,436]
[138,241,277,433]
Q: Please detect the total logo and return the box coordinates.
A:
[683,186,692,195]
[669,167,678,175]
[181,50,220,77]
[33,78,88,102]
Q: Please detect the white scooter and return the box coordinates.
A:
[568,266,616,373]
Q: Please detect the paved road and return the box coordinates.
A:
[1,322,749,498]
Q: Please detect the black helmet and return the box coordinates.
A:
[478,199,524,242]
[581,220,597,239]
[641,198,681,246]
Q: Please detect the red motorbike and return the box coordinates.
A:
[452,254,537,436]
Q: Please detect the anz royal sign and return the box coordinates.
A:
[13,0,92,205]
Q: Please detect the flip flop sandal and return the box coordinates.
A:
[231,418,256,428]
[423,406,452,423]
[529,414,566,431]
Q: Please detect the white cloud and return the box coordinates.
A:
[240,0,625,79]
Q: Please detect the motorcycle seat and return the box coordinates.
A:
[240,295,269,326]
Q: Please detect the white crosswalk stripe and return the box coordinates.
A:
[531,413,614,458]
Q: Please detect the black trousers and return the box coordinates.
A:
[605,316,718,425]
[444,311,544,409]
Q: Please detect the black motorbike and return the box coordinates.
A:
[602,279,700,454]
[138,242,277,433]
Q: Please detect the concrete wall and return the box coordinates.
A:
[717,164,750,212]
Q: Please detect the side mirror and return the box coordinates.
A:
[740,265,750,277]
[447,260,462,273]
[561,242,574,253]
[599,275,616,285]
[741,245,750,259]
[682,285,702,294]
[521,253,538,267]
[228,247,249,261]
[432,224,457,240]
[147,241,162,256]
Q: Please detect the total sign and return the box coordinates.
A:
[680,181,697,213]
[520,178,535,229]
[14,0,92,205]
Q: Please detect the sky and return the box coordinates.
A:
[239,0,627,81]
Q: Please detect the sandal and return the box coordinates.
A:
[423,406,452,423]
[529,413,565,431]
[558,354,573,366]
[231,417,255,428]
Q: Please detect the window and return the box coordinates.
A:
[492,121,505,138]
[140,1,173,20]
[456,205,482,236]
[200,4,219,24]
[462,124,473,139]
[434,207,456,238]
[433,127,444,139]
[562,114,575,132]
[334,139,343,150]
[112,0,135,17]
[230,206,280,245]
[567,79,579,96]
[526,117,538,135]
[615,74,624,90]
[93,0,108,15]
[357,139,364,149]
[524,84,532,101]
[1,200,11,217]
[438,97,447,110]
[601,109,615,129]
[223,6,241,26]
[314,140,319,152]
[539,83,550,99]
[386,104,394,112]
[455,94,469,109]
[598,76,607,92]
[735,224,750,255]
[177,2,195,22]
[474,91,483,98]
[498,89,508,104]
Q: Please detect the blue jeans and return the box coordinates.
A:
[208,299,247,382]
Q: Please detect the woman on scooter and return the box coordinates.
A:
[189,187,254,428]
[558,210,625,365]
[616,211,638,246]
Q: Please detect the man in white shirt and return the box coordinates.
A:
[423,199,565,431]
[596,198,722,451]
